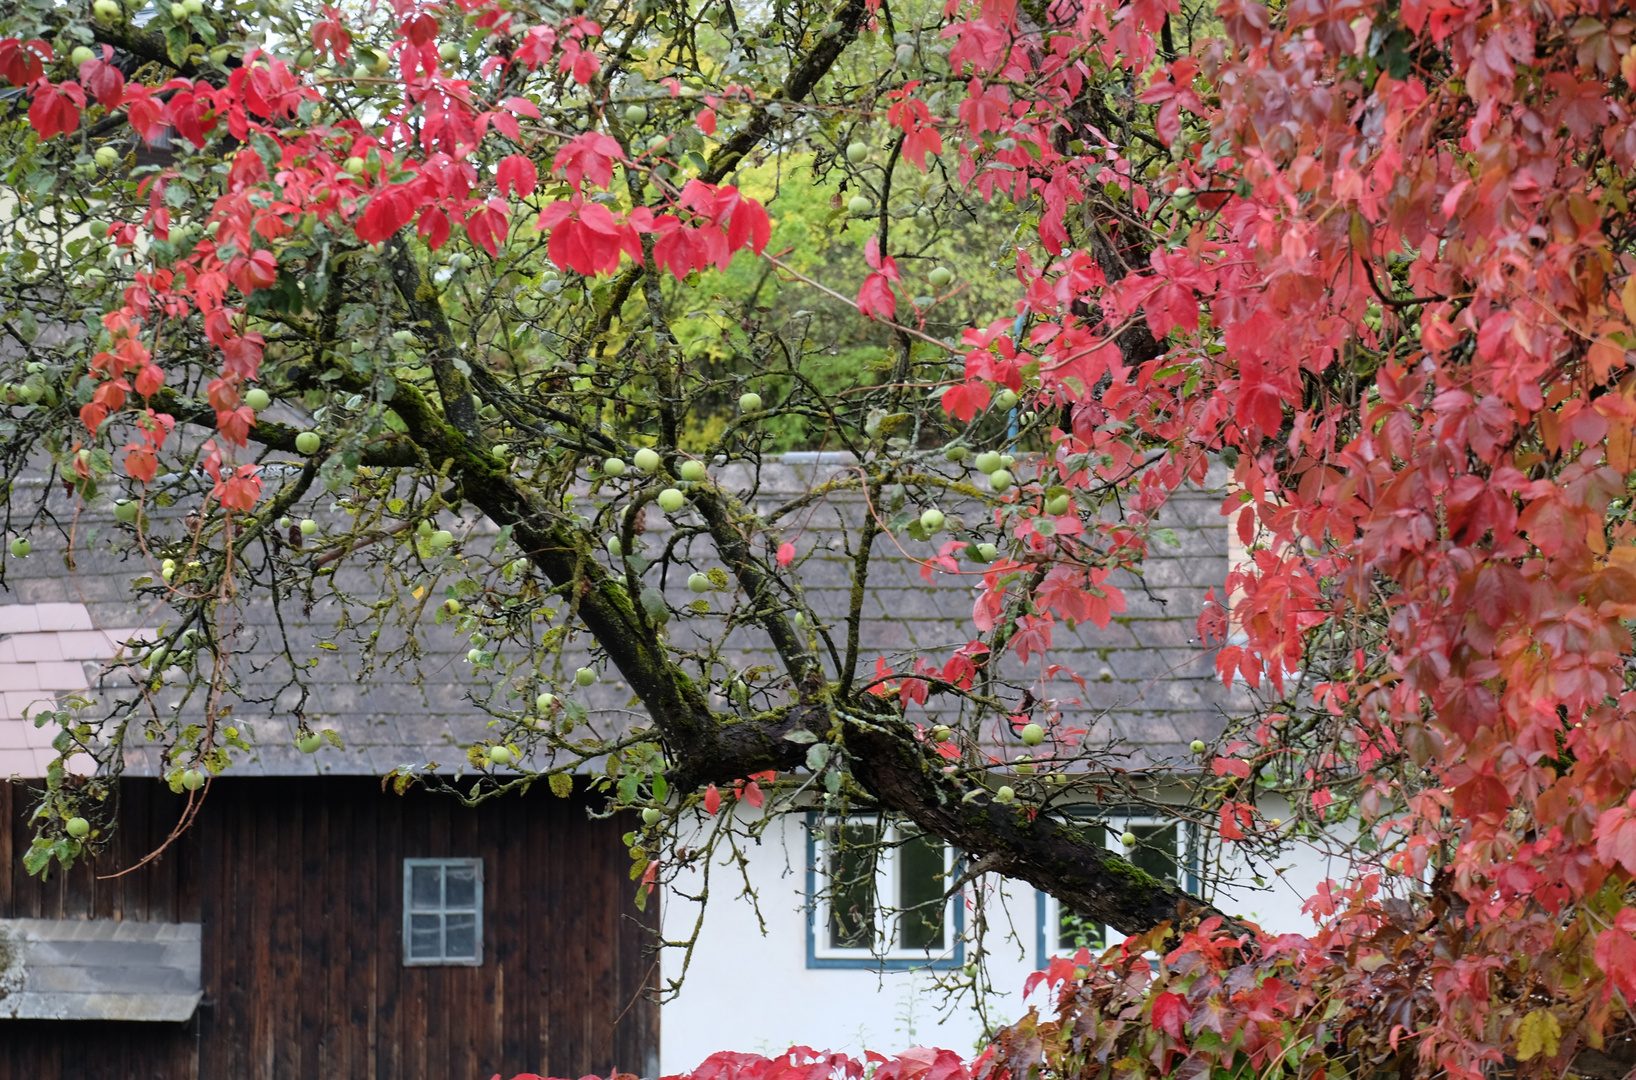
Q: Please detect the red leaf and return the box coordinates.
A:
[78,55,126,108]
[496,154,537,199]
[466,202,510,257]
[777,542,796,567]
[941,381,991,423]
[28,79,84,140]
[704,784,721,815]
[696,107,716,135]
[1151,992,1188,1041]
[0,38,48,86]
[857,272,896,320]
[417,207,451,250]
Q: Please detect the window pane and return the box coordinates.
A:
[827,823,878,949]
[897,832,946,951]
[1058,909,1104,952]
[409,914,442,959]
[1128,824,1179,885]
[444,913,478,960]
[445,865,478,909]
[410,865,442,910]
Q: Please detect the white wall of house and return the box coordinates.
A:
[658,797,1339,1073]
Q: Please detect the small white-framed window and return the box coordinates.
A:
[808,817,961,968]
[403,858,484,966]
[1038,817,1190,963]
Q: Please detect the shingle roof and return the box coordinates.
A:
[0,456,1243,778]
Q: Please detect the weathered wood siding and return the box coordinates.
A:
[0,777,659,1080]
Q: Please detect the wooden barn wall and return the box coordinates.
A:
[0,777,660,1080]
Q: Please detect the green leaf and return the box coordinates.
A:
[806,743,831,771]
[783,729,819,744]
[548,772,573,798]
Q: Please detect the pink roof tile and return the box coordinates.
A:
[0,664,41,693]
[32,602,95,631]
[0,606,41,634]
[55,630,127,661]
[9,634,64,663]
[33,661,93,691]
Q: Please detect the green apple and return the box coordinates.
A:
[344,156,367,175]
[89,221,111,239]
[657,488,686,512]
[988,469,1013,492]
[535,692,556,712]
[8,537,29,557]
[679,460,706,482]
[94,145,120,169]
[369,50,390,74]
[646,133,668,152]
[929,266,954,288]
[170,2,185,18]
[1190,739,1207,754]
[93,0,121,20]
[688,572,710,593]
[1020,722,1044,746]
[161,558,177,581]
[642,807,663,825]
[295,430,321,454]
[930,724,951,742]
[181,769,205,791]
[466,647,485,663]
[738,391,763,412]
[995,785,1015,803]
[438,42,459,62]
[603,456,627,476]
[443,598,462,616]
[994,388,1019,410]
[919,507,945,533]
[847,195,873,216]
[71,45,95,65]
[66,816,91,839]
[974,451,1002,474]
[845,141,869,163]
[245,387,271,410]
[1014,756,1034,775]
[298,732,322,753]
[429,529,454,551]
[606,536,623,557]
[633,447,661,473]
[1000,453,1016,469]
[114,500,139,523]
[575,666,597,686]
[973,541,997,561]
[182,0,202,12]
[943,444,968,462]
[1045,493,1071,516]
[1120,831,1138,847]
[279,517,293,530]
[489,745,514,765]
[299,518,318,536]
[625,104,648,125]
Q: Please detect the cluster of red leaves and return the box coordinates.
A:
[504,1045,979,1080]
[905,0,1636,1070]
[0,0,767,512]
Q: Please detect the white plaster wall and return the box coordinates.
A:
[659,799,1341,1074]
[658,810,1039,1073]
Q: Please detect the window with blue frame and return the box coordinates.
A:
[808,816,963,968]
[1037,817,1191,965]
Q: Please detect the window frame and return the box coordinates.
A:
[402,857,485,967]
[804,813,965,970]
[1034,811,1197,968]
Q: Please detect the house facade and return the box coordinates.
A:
[0,458,1324,1077]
